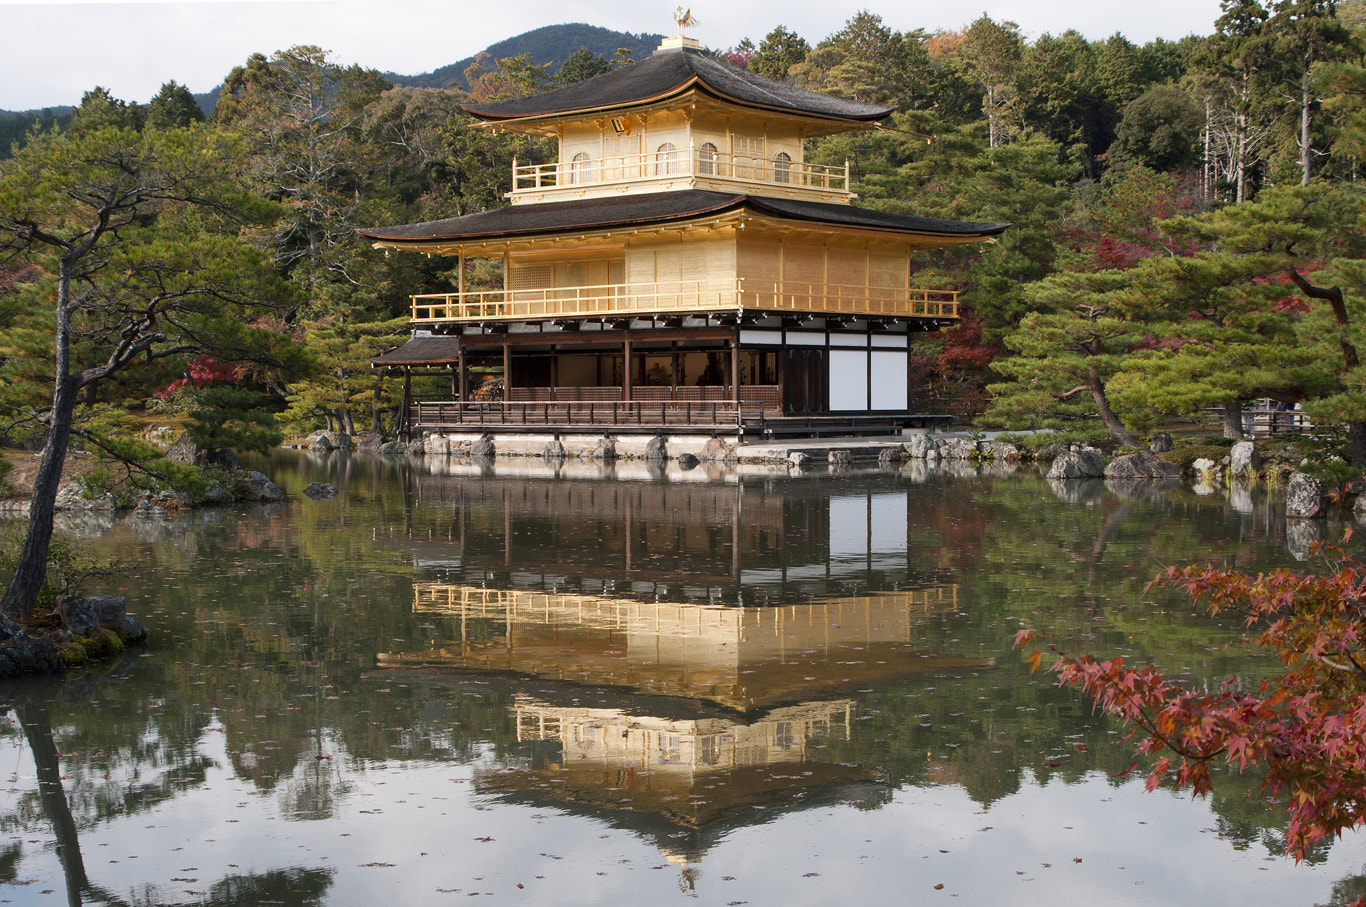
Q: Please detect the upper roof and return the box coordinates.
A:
[357,190,1010,247]
[463,46,896,127]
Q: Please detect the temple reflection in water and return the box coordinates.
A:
[382,584,982,710]
[379,465,991,848]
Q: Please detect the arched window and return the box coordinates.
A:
[773,151,792,184]
[655,142,679,176]
[570,152,594,185]
[697,142,718,176]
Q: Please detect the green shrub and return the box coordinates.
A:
[1164,445,1230,469]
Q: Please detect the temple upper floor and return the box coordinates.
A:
[464,41,895,206]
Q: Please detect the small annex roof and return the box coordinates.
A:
[463,46,895,127]
[369,335,462,367]
[357,190,1010,248]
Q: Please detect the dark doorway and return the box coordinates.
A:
[783,348,827,415]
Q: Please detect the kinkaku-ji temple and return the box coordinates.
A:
[360,21,1008,448]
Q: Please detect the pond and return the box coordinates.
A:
[2,450,1365,906]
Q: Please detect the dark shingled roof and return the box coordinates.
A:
[357,190,1010,245]
[464,46,895,124]
[370,336,462,366]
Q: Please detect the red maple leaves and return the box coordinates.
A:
[1018,544,1366,864]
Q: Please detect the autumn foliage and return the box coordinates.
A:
[1018,543,1366,864]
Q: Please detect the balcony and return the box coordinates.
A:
[510,148,852,204]
[411,279,958,324]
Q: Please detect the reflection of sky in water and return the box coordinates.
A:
[4,723,1361,906]
[829,493,909,576]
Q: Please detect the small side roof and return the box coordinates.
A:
[463,46,895,127]
[370,336,462,366]
[358,190,1010,247]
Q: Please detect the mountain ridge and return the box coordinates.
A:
[0,23,666,121]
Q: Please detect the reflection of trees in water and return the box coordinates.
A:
[1321,868,1366,906]
[6,695,333,906]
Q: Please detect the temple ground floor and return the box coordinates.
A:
[373,316,954,443]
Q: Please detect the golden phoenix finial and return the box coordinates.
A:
[673,7,697,35]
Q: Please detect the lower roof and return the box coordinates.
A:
[370,335,461,366]
[357,190,1009,248]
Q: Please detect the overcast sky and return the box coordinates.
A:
[1,0,1226,112]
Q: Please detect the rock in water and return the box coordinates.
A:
[1229,441,1261,479]
[591,437,618,461]
[1046,447,1106,479]
[644,436,667,462]
[940,438,980,460]
[984,440,1022,462]
[700,438,735,462]
[237,471,284,502]
[1286,472,1326,518]
[1103,451,1183,479]
[905,434,939,459]
[164,433,200,464]
[53,482,117,512]
[57,593,147,640]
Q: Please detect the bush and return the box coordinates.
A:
[1164,444,1231,469]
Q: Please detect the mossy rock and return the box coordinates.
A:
[80,626,126,659]
[57,641,89,666]
[53,626,126,670]
[1165,445,1233,469]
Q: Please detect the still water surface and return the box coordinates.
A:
[3,451,1366,905]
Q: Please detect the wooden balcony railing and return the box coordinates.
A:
[511,150,851,196]
[411,279,959,323]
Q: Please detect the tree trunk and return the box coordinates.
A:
[1301,73,1312,188]
[1088,366,1140,448]
[371,371,384,437]
[342,408,355,436]
[1351,420,1366,470]
[1236,112,1247,204]
[1223,399,1245,440]
[1,261,81,618]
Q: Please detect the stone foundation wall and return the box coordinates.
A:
[424,432,728,460]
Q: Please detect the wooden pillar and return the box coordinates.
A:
[671,341,679,401]
[459,350,468,400]
[503,341,511,398]
[730,337,740,403]
[623,337,633,401]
